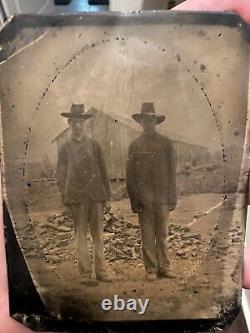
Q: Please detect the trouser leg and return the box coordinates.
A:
[138,202,157,273]
[69,203,92,276]
[154,202,170,273]
[89,200,106,275]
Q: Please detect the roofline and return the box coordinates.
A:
[51,108,209,150]
[51,127,69,143]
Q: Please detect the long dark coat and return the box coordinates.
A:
[56,136,111,204]
[126,132,177,213]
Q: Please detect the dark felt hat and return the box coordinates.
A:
[132,103,165,124]
[61,104,93,119]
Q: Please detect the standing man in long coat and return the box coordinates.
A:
[56,104,112,284]
[126,102,177,281]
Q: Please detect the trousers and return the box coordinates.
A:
[138,200,170,274]
[69,199,106,276]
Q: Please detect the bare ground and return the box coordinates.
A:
[15,182,244,322]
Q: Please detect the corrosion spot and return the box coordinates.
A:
[198,30,206,37]
[200,64,206,72]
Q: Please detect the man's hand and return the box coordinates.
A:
[131,201,143,214]
[104,200,112,213]
[170,205,176,212]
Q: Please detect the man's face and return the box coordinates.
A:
[68,118,85,137]
[140,116,157,135]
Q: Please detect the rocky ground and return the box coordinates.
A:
[19,189,244,322]
[23,209,205,265]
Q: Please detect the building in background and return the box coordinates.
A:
[52,108,211,181]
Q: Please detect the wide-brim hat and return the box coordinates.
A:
[61,104,93,119]
[132,102,165,124]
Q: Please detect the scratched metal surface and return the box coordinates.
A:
[0,11,249,332]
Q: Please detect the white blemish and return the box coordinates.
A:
[188,198,227,227]
[0,29,50,67]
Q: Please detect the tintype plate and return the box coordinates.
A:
[0,11,249,332]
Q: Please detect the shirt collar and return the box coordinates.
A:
[142,131,158,140]
[71,134,87,143]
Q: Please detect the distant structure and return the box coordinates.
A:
[52,108,211,181]
[214,143,243,165]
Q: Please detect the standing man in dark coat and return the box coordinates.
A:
[56,104,112,284]
[126,102,177,281]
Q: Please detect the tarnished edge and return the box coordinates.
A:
[0,14,14,33]
[0,28,50,67]
[0,100,51,318]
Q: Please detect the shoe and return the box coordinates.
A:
[146,272,157,281]
[96,271,113,282]
[80,275,99,286]
[158,271,177,279]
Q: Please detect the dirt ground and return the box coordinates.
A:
[19,183,243,322]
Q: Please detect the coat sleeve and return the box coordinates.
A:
[126,143,139,212]
[168,140,177,207]
[56,144,68,203]
[96,142,111,201]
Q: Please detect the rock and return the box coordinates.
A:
[27,210,203,264]
[57,239,69,247]
[39,222,50,229]
[176,249,186,256]
[40,240,50,249]
[57,232,72,240]
[191,239,201,245]
[181,233,195,240]
[191,233,202,240]
[232,237,241,243]
[217,244,228,250]
[48,224,72,232]
[55,217,66,225]
[111,212,123,221]
[39,229,48,235]
[104,213,112,221]
[183,239,192,245]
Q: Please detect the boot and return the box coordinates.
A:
[146,272,157,281]
[158,270,177,279]
[80,274,99,286]
[96,271,113,282]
